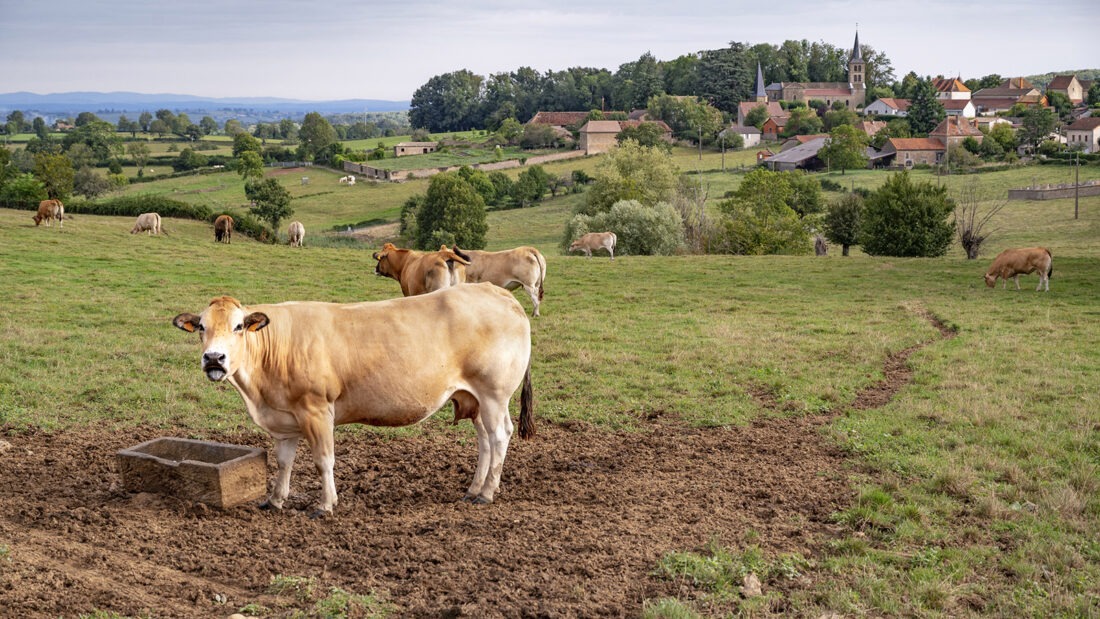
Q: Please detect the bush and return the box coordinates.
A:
[64,195,212,220]
[860,171,955,257]
[562,200,684,256]
[0,173,48,209]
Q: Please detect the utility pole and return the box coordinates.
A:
[1075,150,1080,220]
[698,123,702,161]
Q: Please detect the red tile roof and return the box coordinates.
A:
[1048,75,1078,90]
[529,111,606,126]
[934,77,970,93]
[888,137,945,151]
[1067,117,1100,131]
[873,97,911,111]
[932,117,983,138]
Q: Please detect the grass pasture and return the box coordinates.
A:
[1,160,1099,616]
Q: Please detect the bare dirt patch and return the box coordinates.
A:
[0,414,849,618]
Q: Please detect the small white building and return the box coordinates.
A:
[1065,117,1100,153]
[865,97,910,116]
[721,125,761,149]
[394,142,439,157]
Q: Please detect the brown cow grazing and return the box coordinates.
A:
[372,242,470,296]
[130,212,162,235]
[984,247,1053,291]
[287,221,305,247]
[33,199,64,228]
[450,245,547,317]
[214,215,234,244]
[569,231,617,260]
[172,284,534,515]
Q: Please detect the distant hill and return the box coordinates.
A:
[0,91,410,124]
[1024,69,1100,91]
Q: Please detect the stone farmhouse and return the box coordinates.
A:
[393,142,439,157]
[972,77,1047,115]
[578,120,673,155]
[1065,117,1100,153]
[1047,75,1086,104]
[864,97,910,116]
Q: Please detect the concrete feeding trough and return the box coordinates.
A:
[117,437,267,508]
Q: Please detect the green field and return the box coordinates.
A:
[2,158,1099,616]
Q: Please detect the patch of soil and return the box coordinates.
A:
[0,414,849,618]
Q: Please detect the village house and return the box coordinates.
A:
[779,134,829,152]
[879,137,944,167]
[760,116,788,142]
[721,125,761,149]
[974,116,1015,133]
[1065,117,1100,153]
[930,117,983,147]
[853,120,887,138]
[943,99,977,118]
[393,142,439,157]
[972,77,1047,115]
[1047,75,1086,104]
[864,97,910,116]
[577,119,672,155]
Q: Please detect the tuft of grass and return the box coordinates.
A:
[641,598,704,619]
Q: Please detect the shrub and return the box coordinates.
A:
[860,171,955,257]
[64,195,212,220]
[0,173,48,209]
[562,200,684,256]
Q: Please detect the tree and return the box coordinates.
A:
[0,172,48,209]
[986,123,1017,153]
[409,70,485,132]
[646,94,722,142]
[73,166,112,199]
[744,105,770,130]
[823,107,858,131]
[6,111,26,135]
[199,116,218,136]
[512,165,550,207]
[1089,81,1100,106]
[781,107,823,137]
[237,151,264,182]
[297,112,337,162]
[783,171,825,217]
[907,78,945,135]
[860,171,955,257]
[246,178,294,232]
[715,168,809,255]
[33,152,74,200]
[173,148,207,171]
[32,117,48,139]
[824,193,863,256]
[75,112,101,127]
[1019,107,1056,152]
[820,124,869,175]
[63,120,121,163]
[697,43,753,115]
[149,119,170,137]
[232,132,262,157]
[954,186,1006,260]
[127,142,151,171]
[616,122,670,151]
[415,172,488,250]
[224,119,244,135]
[581,139,680,216]
[1046,91,1074,122]
[138,111,153,132]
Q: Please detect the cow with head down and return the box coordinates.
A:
[450,245,547,317]
[33,199,64,228]
[130,212,162,235]
[569,231,617,260]
[214,215,234,244]
[984,247,1052,291]
[172,284,534,516]
[372,242,470,296]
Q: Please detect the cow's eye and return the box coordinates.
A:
[233,324,244,332]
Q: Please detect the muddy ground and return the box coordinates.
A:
[0,412,852,618]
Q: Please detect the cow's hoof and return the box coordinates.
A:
[309,509,331,520]
[462,494,492,505]
[258,500,278,511]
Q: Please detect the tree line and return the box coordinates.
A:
[409,38,896,132]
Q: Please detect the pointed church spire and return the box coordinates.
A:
[755,62,767,102]
[850,30,863,62]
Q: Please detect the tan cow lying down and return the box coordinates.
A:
[372,242,470,296]
[287,221,305,247]
[214,214,233,244]
[984,247,1052,291]
[569,231,617,259]
[172,284,534,515]
[33,199,64,228]
[450,245,547,317]
[130,212,162,235]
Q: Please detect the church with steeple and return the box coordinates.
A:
[761,31,868,112]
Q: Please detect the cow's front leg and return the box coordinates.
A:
[261,436,299,510]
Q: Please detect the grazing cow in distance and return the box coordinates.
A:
[984,247,1053,291]
[33,199,64,228]
[569,231,617,260]
[130,212,162,235]
[347,175,356,186]
[372,242,470,296]
[287,221,305,247]
[450,245,547,317]
[171,284,534,515]
[214,215,234,244]
[338,175,355,185]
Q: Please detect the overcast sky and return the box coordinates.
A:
[2,0,1096,102]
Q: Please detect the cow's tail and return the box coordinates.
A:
[535,250,547,302]
[518,359,535,439]
[1045,248,1053,279]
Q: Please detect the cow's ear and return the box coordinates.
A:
[173,313,201,333]
[243,312,269,332]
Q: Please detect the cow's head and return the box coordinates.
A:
[32,214,43,226]
[173,296,269,382]
[983,273,997,287]
[372,242,404,280]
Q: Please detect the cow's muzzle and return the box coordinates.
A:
[202,352,228,382]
